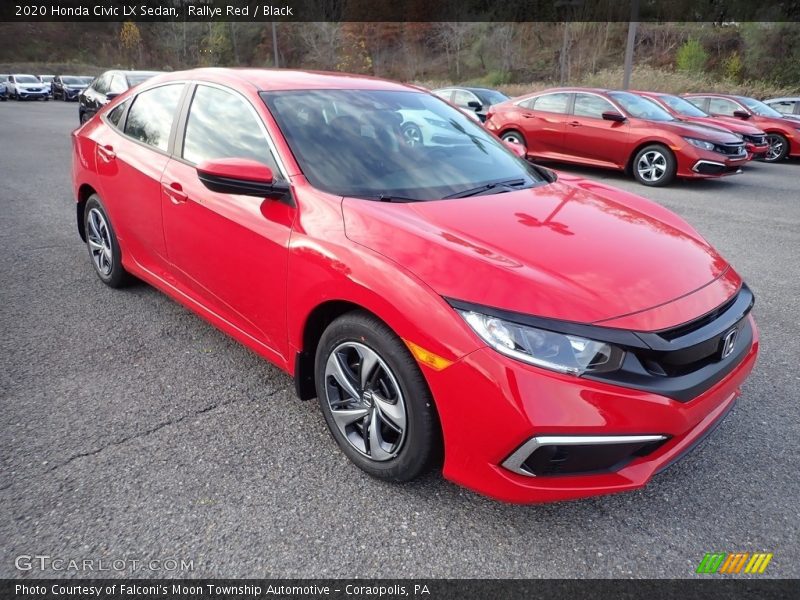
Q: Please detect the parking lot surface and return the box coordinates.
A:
[1,101,798,578]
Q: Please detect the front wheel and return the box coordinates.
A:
[632,144,676,186]
[763,133,789,162]
[315,311,442,482]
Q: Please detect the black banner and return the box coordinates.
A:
[1,0,800,23]
[2,579,799,600]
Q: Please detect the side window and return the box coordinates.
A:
[109,75,127,95]
[685,96,706,110]
[434,89,453,102]
[124,84,184,151]
[106,101,128,129]
[770,100,796,114]
[573,93,615,118]
[182,85,281,176]
[452,89,479,108]
[708,98,739,116]
[532,93,570,114]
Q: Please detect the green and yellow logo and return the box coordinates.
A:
[696,552,773,574]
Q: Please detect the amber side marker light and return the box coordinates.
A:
[403,339,454,371]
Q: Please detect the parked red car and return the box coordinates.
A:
[633,91,769,159]
[484,87,749,186]
[683,93,800,162]
[72,69,758,503]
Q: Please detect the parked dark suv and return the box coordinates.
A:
[78,70,160,123]
[53,75,93,101]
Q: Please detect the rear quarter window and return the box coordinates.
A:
[124,84,184,152]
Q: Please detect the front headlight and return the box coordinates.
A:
[684,137,715,151]
[458,310,625,375]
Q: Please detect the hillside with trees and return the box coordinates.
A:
[1,22,798,97]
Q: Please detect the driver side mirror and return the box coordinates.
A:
[602,110,626,122]
[503,139,527,159]
[197,158,290,199]
[467,100,483,112]
[733,110,750,119]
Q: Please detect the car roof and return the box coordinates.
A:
[151,68,418,93]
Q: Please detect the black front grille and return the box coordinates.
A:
[743,134,767,145]
[714,142,746,156]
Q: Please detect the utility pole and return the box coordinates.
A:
[622,0,640,89]
[272,22,279,68]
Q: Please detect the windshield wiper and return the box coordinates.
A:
[443,178,528,199]
[373,194,422,203]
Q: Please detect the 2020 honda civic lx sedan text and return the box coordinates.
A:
[72,69,758,503]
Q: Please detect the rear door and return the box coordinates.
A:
[706,97,744,117]
[93,82,186,273]
[561,92,629,167]
[516,92,571,156]
[161,83,294,355]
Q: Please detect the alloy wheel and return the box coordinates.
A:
[324,342,407,461]
[401,123,422,147]
[636,150,667,182]
[765,134,785,161]
[86,207,113,277]
[502,132,525,148]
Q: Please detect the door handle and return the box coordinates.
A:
[164,182,188,204]
[97,144,116,161]
[522,114,536,118]
[568,121,581,127]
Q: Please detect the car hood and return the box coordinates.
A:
[650,119,742,143]
[707,116,766,134]
[343,178,737,329]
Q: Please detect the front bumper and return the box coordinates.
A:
[16,89,47,99]
[427,314,758,503]
[676,145,748,179]
[745,142,769,160]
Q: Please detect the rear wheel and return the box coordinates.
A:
[83,195,132,288]
[401,122,423,147]
[632,144,676,186]
[763,133,789,162]
[501,130,527,151]
[315,311,442,482]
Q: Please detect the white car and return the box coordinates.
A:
[764,97,800,122]
[6,74,49,101]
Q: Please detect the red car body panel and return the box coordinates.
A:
[72,70,759,503]
[634,91,769,158]
[484,87,749,179]
[683,93,800,158]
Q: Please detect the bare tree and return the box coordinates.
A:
[435,22,474,79]
[296,22,340,70]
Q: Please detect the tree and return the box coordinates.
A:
[119,21,142,68]
[676,39,707,73]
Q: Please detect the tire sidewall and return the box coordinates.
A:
[633,144,676,186]
[314,312,441,482]
[501,130,527,150]
[84,195,129,287]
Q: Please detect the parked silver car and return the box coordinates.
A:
[764,97,800,121]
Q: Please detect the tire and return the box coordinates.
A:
[763,133,789,162]
[315,311,442,482]
[632,144,676,187]
[501,130,527,151]
[83,195,132,288]
[401,122,423,147]
[79,111,88,124]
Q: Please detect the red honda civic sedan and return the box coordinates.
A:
[683,93,800,162]
[633,91,770,159]
[72,69,759,503]
[483,87,749,186]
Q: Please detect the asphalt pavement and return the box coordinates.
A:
[0,100,798,579]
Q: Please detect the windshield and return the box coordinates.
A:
[736,96,784,118]
[658,94,708,117]
[39,76,54,82]
[477,90,510,106]
[62,76,82,85]
[262,89,543,201]
[80,77,94,85]
[609,91,674,121]
[16,75,39,83]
